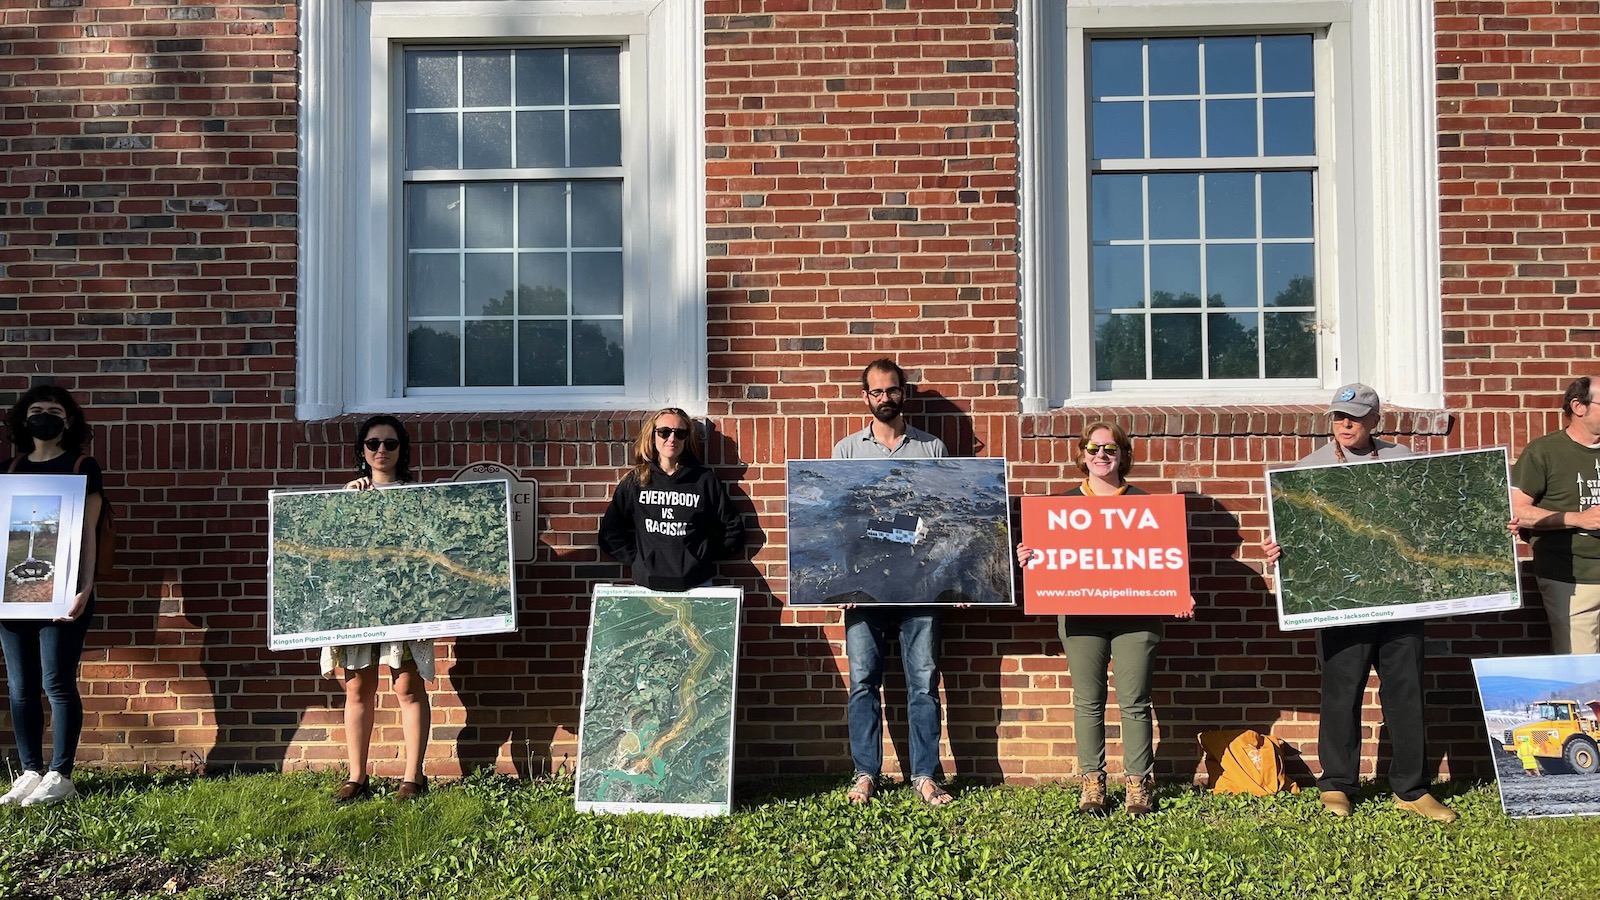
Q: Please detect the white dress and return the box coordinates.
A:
[320,641,436,683]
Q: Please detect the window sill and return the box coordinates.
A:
[1020,405,1453,440]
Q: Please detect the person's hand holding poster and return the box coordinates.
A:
[1019,495,1192,615]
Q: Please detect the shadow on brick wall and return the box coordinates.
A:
[1155,493,1314,783]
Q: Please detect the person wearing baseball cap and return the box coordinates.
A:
[1260,383,1457,823]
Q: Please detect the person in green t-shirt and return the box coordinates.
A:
[1510,375,1600,655]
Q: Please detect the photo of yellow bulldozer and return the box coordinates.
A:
[1501,700,1600,775]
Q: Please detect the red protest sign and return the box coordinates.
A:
[1019,494,1193,616]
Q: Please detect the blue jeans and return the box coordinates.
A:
[0,597,94,776]
[845,607,942,779]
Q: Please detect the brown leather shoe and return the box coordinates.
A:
[396,778,428,801]
[1123,775,1155,816]
[1395,793,1457,823]
[332,780,370,804]
[1078,771,1107,815]
[1319,790,1352,817]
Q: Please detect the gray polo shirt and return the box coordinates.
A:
[831,423,948,460]
[1295,437,1412,468]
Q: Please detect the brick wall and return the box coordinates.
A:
[0,0,1590,787]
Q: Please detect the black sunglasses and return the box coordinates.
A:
[363,438,401,451]
[654,427,691,441]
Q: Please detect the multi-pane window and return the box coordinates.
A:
[402,46,625,390]
[1088,34,1318,383]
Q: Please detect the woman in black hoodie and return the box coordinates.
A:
[597,408,745,591]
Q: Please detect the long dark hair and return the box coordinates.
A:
[630,408,702,487]
[6,385,91,456]
[355,414,414,483]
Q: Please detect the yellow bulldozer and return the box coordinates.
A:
[1501,699,1600,774]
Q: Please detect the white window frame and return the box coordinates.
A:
[1017,0,1441,410]
[298,0,704,418]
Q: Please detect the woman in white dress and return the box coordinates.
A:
[322,415,433,802]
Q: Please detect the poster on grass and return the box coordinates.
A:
[1019,494,1192,616]
[267,481,516,649]
[1265,448,1519,631]
[575,584,741,817]
[1472,654,1600,818]
[784,458,1014,606]
[0,474,86,620]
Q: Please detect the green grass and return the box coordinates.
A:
[1,770,1596,899]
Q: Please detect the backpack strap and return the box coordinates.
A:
[5,455,20,473]
[72,454,87,475]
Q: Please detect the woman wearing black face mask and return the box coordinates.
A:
[0,386,103,807]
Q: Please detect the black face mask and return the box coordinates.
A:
[25,413,65,442]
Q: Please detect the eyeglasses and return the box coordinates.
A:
[363,438,400,452]
[1083,443,1119,456]
[654,427,691,441]
[865,387,905,399]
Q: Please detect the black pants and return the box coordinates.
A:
[1316,620,1428,800]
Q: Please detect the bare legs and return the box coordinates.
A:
[342,659,430,784]
[394,665,430,784]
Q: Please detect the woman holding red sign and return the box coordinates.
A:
[1015,420,1191,817]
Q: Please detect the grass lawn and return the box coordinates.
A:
[1,769,1596,899]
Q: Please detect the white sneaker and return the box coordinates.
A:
[19,771,77,807]
[0,771,44,806]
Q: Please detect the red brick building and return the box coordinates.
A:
[0,0,1589,784]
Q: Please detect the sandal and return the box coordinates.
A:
[912,775,953,807]
[332,780,370,804]
[846,773,876,805]
[396,778,428,801]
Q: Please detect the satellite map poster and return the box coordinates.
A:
[1019,494,1192,616]
[267,481,517,650]
[1266,447,1519,632]
[0,474,86,620]
[785,458,1014,607]
[575,584,742,817]
[1472,654,1600,818]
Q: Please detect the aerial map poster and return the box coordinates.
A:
[267,481,516,650]
[0,474,86,620]
[785,458,1014,607]
[1266,447,1519,631]
[1472,654,1600,818]
[575,584,742,817]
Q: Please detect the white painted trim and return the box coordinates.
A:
[1367,0,1443,409]
[1016,0,1443,409]
[297,0,361,419]
[297,0,705,419]
[1015,0,1064,413]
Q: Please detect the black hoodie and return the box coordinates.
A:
[596,460,746,592]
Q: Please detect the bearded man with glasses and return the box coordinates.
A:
[832,358,955,807]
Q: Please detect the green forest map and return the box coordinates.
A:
[577,588,740,814]
[269,481,513,644]
[1268,448,1517,622]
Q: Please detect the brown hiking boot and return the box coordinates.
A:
[1319,790,1352,817]
[1395,793,1457,823]
[1124,775,1155,816]
[1078,771,1107,815]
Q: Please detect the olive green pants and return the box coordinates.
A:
[1059,615,1163,777]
